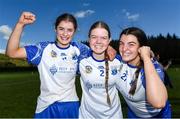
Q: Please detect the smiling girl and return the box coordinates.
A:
[116,27,171,118]
[79,21,123,118]
[6,12,90,118]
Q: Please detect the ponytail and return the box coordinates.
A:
[105,50,111,106]
[129,63,142,95]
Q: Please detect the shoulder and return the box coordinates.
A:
[152,58,164,71]
[71,41,84,47]
[79,55,91,63]
[114,54,123,62]
[25,41,52,49]
[70,41,89,50]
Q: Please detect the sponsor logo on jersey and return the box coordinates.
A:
[60,53,66,56]
[85,65,92,73]
[98,66,104,70]
[60,53,67,60]
[111,68,117,75]
[86,81,104,90]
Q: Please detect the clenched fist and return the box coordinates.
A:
[18,12,36,26]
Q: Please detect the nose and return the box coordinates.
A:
[121,44,128,52]
[96,37,102,43]
[62,29,68,36]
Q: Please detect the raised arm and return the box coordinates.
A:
[6,12,36,59]
[139,46,167,108]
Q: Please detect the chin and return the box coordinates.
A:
[122,57,131,62]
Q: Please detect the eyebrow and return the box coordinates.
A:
[128,41,137,44]
[57,26,64,29]
[90,35,108,37]
[119,41,137,44]
[57,26,74,31]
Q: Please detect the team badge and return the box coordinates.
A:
[51,50,57,58]
[85,65,92,73]
[49,65,58,75]
[86,81,92,90]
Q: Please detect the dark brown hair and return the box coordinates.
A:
[89,21,111,106]
[55,13,77,31]
[119,27,148,95]
[88,21,111,38]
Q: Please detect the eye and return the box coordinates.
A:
[58,27,64,31]
[119,42,123,46]
[101,36,108,40]
[129,43,136,47]
[90,35,97,39]
[67,28,74,33]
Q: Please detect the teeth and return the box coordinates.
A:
[123,52,130,56]
[61,37,68,41]
[95,45,102,47]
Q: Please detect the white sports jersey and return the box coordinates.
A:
[116,56,168,117]
[79,55,123,119]
[25,41,89,113]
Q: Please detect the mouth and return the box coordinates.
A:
[121,51,131,57]
[94,45,103,49]
[94,44,104,48]
[60,36,70,41]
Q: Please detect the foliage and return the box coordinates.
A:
[0,54,30,67]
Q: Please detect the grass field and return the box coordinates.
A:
[166,67,180,117]
[0,71,39,117]
[0,67,179,118]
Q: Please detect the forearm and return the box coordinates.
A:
[144,57,167,108]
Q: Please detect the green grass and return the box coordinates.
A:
[0,71,39,117]
[166,67,180,117]
[0,67,180,118]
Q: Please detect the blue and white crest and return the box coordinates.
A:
[86,81,92,90]
[49,65,58,75]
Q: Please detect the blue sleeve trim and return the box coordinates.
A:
[116,54,122,61]
[141,60,165,88]
[25,41,49,65]
[153,60,165,81]
[71,41,91,60]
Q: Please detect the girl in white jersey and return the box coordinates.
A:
[116,27,171,118]
[6,12,90,118]
[79,21,123,118]
[6,12,115,118]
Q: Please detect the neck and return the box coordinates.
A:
[56,41,69,48]
[92,53,105,61]
[128,56,141,67]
